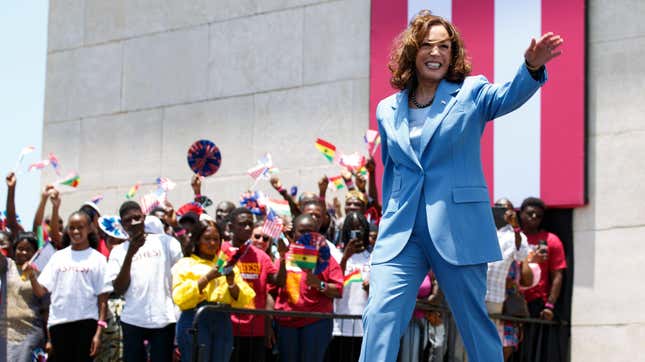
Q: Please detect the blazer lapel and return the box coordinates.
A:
[418,80,461,156]
[392,90,422,169]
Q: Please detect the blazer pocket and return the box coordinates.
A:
[452,187,489,203]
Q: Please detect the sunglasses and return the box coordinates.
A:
[253,234,271,242]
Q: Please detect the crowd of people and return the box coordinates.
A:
[0,160,567,362]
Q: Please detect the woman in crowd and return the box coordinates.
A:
[273,213,344,362]
[360,9,562,362]
[328,212,371,362]
[172,219,255,362]
[251,220,278,261]
[1,232,49,361]
[25,211,111,362]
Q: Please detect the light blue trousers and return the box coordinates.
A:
[359,231,502,362]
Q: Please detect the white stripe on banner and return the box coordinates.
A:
[493,0,541,206]
[408,0,452,22]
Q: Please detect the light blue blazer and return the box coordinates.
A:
[374,64,546,266]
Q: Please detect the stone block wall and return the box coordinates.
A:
[43,0,370,218]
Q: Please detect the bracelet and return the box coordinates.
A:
[97,320,108,329]
[194,194,202,199]
[544,302,555,310]
[276,186,285,193]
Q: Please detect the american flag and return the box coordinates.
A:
[248,164,269,180]
[370,0,585,207]
[247,153,273,180]
[156,177,176,192]
[139,192,161,215]
[48,153,61,175]
[262,210,283,239]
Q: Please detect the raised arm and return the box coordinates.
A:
[5,172,24,238]
[33,185,54,232]
[365,157,380,209]
[49,190,63,249]
[477,33,563,121]
[270,176,300,218]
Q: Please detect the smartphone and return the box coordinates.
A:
[492,206,508,229]
[349,230,363,240]
[538,239,548,255]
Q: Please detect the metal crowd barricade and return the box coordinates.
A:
[189,304,568,362]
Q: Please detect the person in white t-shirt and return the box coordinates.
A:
[328,211,372,362]
[105,201,183,362]
[25,211,111,362]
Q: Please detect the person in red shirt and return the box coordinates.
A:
[519,197,567,320]
[273,213,343,362]
[228,208,279,362]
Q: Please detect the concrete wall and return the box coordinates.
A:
[43,0,370,218]
[570,1,645,361]
[43,0,645,360]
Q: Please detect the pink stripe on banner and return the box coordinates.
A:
[452,0,495,202]
[369,0,407,197]
[540,0,586,207]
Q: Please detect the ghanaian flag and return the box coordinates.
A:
[343,270,363,286]
[328,175,344,190]
[315,138,336,163]
[288,244,318,270]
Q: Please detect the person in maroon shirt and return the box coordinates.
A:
[519,197,567,320]
[228,207,279,362]
[272,214,343,362]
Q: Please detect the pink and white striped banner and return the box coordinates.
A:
[370,0,586,208]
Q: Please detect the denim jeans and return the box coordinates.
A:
[176,307,233,362]
[277,319,332,362]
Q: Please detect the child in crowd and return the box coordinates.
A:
[25,211,111,362]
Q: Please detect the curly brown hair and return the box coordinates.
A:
[388,10,471,90]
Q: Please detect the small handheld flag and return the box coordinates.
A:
[15,146,36,171]
[315,138,336,162]
[90,194,104,204]
[288,244,318,270]
[262,198,291,217]
[365,129,381,155]
[370,135,381,156]
[262,210,283,239]
[338,153,366,172]
[328,176,344,190]
[28,160,50,172]
[220,240,251,274]
[343,269,364,286]
[156,177,176,192]
[126,182,141,199]
[48,153,61,175]
[58,172,80,188]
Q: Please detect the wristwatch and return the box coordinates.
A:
[319,281,327,292]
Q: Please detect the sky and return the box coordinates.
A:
[0,2,49,230]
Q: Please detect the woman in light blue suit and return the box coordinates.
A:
[359,10,563,362]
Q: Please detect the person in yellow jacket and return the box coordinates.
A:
[172,219,255,362]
